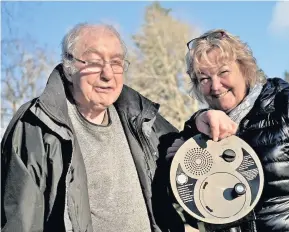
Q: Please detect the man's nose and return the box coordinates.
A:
[101,63,114,81]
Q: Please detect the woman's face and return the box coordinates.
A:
[197,49,247,112]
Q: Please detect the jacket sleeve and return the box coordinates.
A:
[180,109,209,140]
[252,84,289,231]
[1,109,47,232]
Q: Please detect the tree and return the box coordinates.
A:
[284,71,289,82]
[1,2,55,134]
[1,39,55,114]
[127,2,200,130]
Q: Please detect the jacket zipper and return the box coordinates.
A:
[136,117,156,181]
[124,112,154,181]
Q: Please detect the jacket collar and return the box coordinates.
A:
[38,64,71,127]
[252,78,289,113]
[38,64,159,127]
[115,85,159,121]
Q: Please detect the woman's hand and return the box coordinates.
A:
[195,110,238,141]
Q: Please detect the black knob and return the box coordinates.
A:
[222,149,236,162]
[234,183,246,196]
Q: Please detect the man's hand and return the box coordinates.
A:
[167,138,185,160]
[195,110,238,142]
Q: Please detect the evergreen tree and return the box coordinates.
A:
[127,2,200,130]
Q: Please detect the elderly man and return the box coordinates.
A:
[1,23,183,232]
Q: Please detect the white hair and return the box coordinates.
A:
[61,22,127,76]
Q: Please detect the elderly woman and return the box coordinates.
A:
[169,29,289,231]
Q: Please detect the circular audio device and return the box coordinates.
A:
[170,135,264,225]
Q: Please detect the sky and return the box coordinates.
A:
[1,1,289,80]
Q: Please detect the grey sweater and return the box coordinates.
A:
[67,100,151,232]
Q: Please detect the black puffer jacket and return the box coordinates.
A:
[182,78,289,231]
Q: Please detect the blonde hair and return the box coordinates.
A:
[186,29,265,102]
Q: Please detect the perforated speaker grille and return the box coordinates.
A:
[183,148,213,176]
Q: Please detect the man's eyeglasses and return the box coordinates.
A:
[66,53,130,74]
[187,30,228,50]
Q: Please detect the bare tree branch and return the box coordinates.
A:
[1,38,55,114]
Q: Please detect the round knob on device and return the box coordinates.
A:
[222,149,236,162]
[234,183,246,196]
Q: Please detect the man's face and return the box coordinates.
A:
[71,29,124,111]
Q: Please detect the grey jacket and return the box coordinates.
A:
[1,64,184,232]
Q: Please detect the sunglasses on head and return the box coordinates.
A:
[186,30,228,50]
